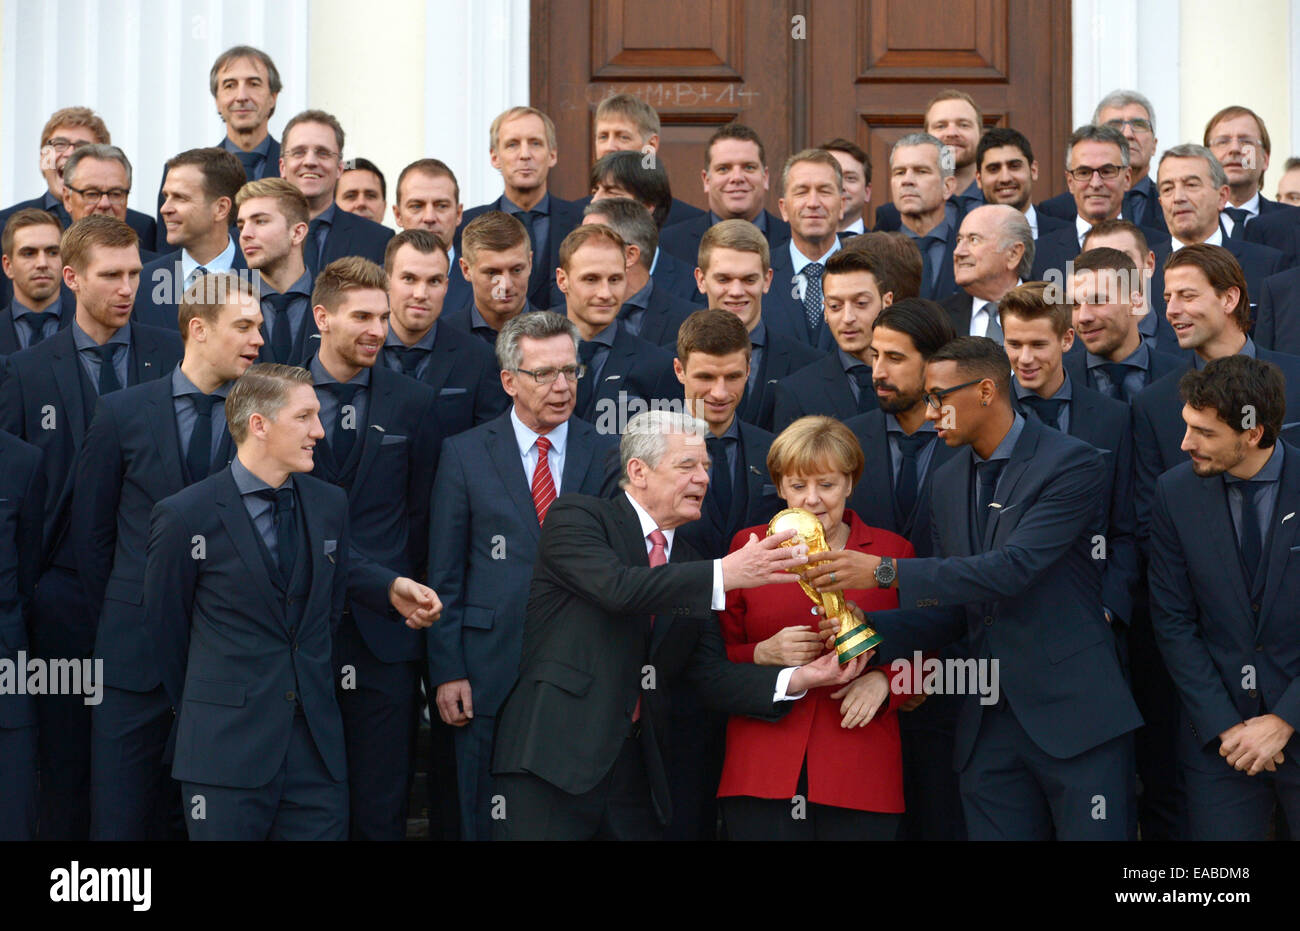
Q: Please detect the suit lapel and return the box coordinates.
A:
[420,337,457,397]
[593,328,634,416]
[50,334,88,440]
[214,470,284,620]
[560,420,600,495]
[349,375,393,490]
[296,478,327,620]
[984,422,1040,550]
[144,380,186,490]
[1258,449,1300,624]
[129,329,159,385]
[487,417,541,542]
[820,353,856,415]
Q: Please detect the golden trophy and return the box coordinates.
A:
[767,507,882,664]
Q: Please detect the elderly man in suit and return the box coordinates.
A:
[144,364,440,840]
[940,205,1032,344]
[428,310,620,841]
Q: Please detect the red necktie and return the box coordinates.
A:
[531,435,556,525]
[634,529,669,722]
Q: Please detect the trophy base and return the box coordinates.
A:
[834,622,883,664]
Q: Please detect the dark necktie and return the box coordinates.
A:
[233,148,263,181]
[576,340,600,415]
[91,343,122,394]
[975,459,1004,543]
[849,365,875,414]
[324,382,362,463]
[24,315,50,347]
[307,219,328,272]
[265,293,294,362]
[186,392,218,481]
[391,345,426,377]
[919,235,944,294]
[1235,481,1263,584]
[531,435,557,524]
[1096,362,1134,402]
[1021,395,1066,430]
[706,435,734,522]
[1224,207,1249,241]
[185,265,209,291]
[800,262,825,332]
[894,432,931,523]
[256,486,297,581]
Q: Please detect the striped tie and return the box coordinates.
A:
[531,435,557,524]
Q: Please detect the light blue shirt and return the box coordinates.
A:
[181,235,238,287]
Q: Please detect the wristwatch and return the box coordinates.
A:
[874,555,897,589]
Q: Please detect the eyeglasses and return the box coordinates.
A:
[1207,135,1263,150]
[514,364,587,385]
[44,137,93,154]
[1104,118,1153,134]
[1067,164,1124,183]
[64,185,130,205]
[923,378,984,410]
[284,146,340,163]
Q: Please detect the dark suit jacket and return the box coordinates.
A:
[737,331,823,433]
[652,249,706,305]
[869,190,987,237]
[1149,442,1300,759]
[491,493,791,823]
[132,243,249,331]
[456,194,584,309]
[144,467,397,787]
[0,432,45,729]
[772,351,877,433]
[1034,210,1072,238]
[443,257,473,317]
[398,321,508,436]
[573,194,705,233]
[658,210,791,265]
[1255,265,1300,354]
[676,420,782,560]
[0,323,182,561]
[0,290,75,356]
[73,376,238,693]
[762,244,837,351]
[256,287,319,368]
[312,209,393,274]
[1037,177,1168,234]
[1241,198,1300,264]
[1013,381,1139,625]
[426,412,620,716]
[870,417,1143,767]
[151,135,282,251]
[1063,343,1189,398]
[309,365,443,664]
[843,411,958,558]
[573,324,681,426]
[634,284,697,348]
[1132,347,1300,551]
[940,291,982,340]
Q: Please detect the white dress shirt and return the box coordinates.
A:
[969,279,1022,337]
[1170,226,1223,251]
[623,491,804,701]
[1075,212,1125,248]
[1024,204,1040,240]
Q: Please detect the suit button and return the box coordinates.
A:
[1256,644,1264,652]
[984,616,993,626]
[287,597,296,606]
[1253,604,1261,613]
[285,690,296,702]
[1249,689,1258,698]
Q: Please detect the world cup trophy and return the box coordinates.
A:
[767,507,881,664]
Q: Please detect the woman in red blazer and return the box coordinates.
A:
[717,416,914,840]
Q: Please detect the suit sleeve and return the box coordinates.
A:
[0,358,24,437]
[894,445,1107,608]
[684,615,788,720]
[1101,411,1139,626]
[1255,275,1277,350]
[473,360,510,425]
[16,449,45,610]
[1131,393,1164,559]
[1147,477,1244,746]
[404,391,442,578]
[771,383,800,435]
[425,437,471,686]
[71,398,125,610]
[144,499,199,709]
[537,498,713,619]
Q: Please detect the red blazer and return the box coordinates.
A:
[716,510,915,813]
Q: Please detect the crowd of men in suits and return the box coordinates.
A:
[1,42,1299,841]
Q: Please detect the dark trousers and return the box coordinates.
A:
[663,699,725,841]
[453,712,496,841]
[90,684,183,841]
[959,699,1133,840]
[419,668,461,841]
[1128,608,1187,840]
[492,733,661,841]
[183,713,347,841]
[1182,732,1300,840]
[0,725,37,840]
[30,567,93,840]
[898,698,966,841]
[721,762,902,841]
[335,617,421,840]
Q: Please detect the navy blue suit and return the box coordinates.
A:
[658,210,790,265]
[1030,220,1171,282]
[1063,339,1189,396]
[572,324,681,426]
[1255,266,1300,354]
[676,420,781,562]
[0,321,180,839]
[312,209,393,274]
[389,322,508,436]
[151,136,282,251]
[1038,178,1168,234]
[145,467,399,840]
[632,284,698,348]
[872,417,1142,839]
[0,291,75,356]
[772,351,878,433]
[132,244,248,331]
[0,432,44,840]
[652,249,707,305]
[1149,442,1300,839]
[456,195,584,309]
[1240,196,1300,263]
[736,331,822,433]
[73,375,236,840]
[573,193,705,232]
[443,256,473,317]
[308,363,442,839]
[762,246,838,351]
[426,411,619,839]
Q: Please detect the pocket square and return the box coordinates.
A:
[604,375,621,382]
[323,539,337,555]
[438,387,467,397]
[380,434,407,446]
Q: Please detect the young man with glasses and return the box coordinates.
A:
[426,310,620,841]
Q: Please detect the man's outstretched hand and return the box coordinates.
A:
[721,529,809,590]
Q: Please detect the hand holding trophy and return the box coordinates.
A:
[767,507,881,665]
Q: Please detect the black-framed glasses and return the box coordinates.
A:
[923,378,984,410]
[44,137,93,153]
[1067,164,1124,183]
[1105,118,1153,134]
[64,184,130,205]
[514,364,586,385]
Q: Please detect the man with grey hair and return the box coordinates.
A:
[1040,90,1167,233]
[490,407,867,839]
[1153,144,1285,314]
[60,145,158,263]
[1031,124,1171,281]
[889,133,961,301]
[768,148,846,347]
[578,198,694,347]
[427,310,621,841]
[941,204,1031,342]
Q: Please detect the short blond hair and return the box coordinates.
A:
[226,363,314,445]
[490,106,558,152]
[558,224,625,271]
[311,256,389,313]
[178,272,261,342]
[698,218,770,274]
[767,416,865,488]
[236,178,310,228]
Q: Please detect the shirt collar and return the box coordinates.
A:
[510,406,569,459]
[1172,226,1223,251]
[308,354,371,388]
[624,489,676,556]
[10,296,43,319]
[789,237,841,275]
[223,135,272,158]
[905,211,952,242]
[842,217,866,235]
[386,323,438,351]
[585,318,619,347]
[1225,440,1285,485]
[315,203,337,227]
[649,247,660,275]
[181,235,238,281]
[1087,340,1150,371]
[749,319,768,348]
[1014,371,1072,402]
[838,347,868,372]
[172,364,232,398]
[1193,336,1256,369]
[265,270,314,300]
[1236,191,1262,217]
[711,210,767,233]
[504,193,550,217]
[885,412,937,435]
[974,412,1025,464]
[623,278,653,311]
[1023,204,1038,237]
[231,453,289,493]
[73,319,130,350]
